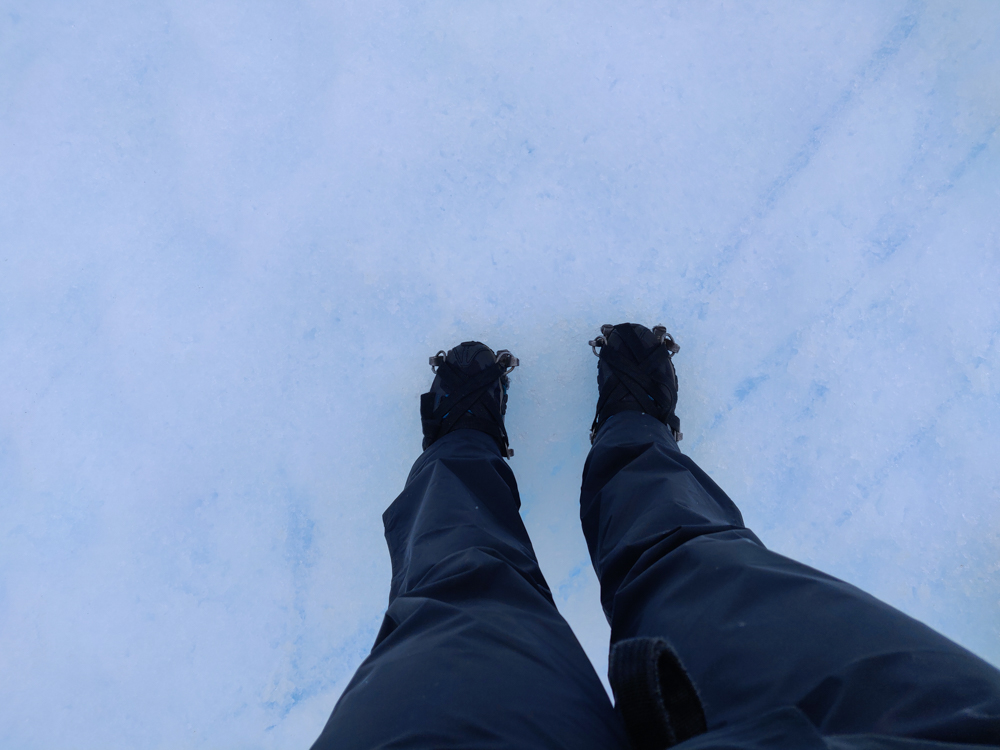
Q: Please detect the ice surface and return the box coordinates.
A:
[2,1,998,747]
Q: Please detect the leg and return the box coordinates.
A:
[581,411,1000,746]
[313,429,629,750]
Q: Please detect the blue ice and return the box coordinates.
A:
[1,2,998,747]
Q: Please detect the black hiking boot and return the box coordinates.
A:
[421,342,520,457]
[589,323,682,444]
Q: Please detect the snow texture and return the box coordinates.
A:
[2,1,999,747]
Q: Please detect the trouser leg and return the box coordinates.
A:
[313,429,629,750]
[581,411,1000,745]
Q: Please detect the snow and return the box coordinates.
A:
[2,1,998,747]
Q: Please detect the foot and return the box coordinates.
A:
[420,342,519,457]
[589,323,682,443]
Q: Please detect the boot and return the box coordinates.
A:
[421,341,519,457]
[589,323,681,444]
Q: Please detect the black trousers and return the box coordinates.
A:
[312,412,1000,749]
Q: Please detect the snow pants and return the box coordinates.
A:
[311,412,1000,749]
